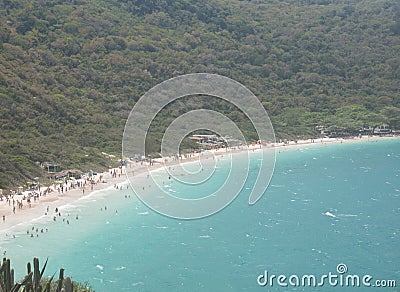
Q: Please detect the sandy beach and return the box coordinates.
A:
[0,134,397,238]
[0,167,128,238]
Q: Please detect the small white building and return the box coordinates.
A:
[374,124,391,135]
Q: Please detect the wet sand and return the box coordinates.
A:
[0,135,397,236]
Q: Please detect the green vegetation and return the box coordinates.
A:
[0,0,399,189]
[0,257,93,291]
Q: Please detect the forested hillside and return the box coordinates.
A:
[0,0,399,189]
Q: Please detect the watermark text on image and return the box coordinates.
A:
[257,264,397,288]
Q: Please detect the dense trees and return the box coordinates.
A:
[0,0,399,189]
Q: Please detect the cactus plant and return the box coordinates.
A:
[64,276,72,292]
[33,257,41,290]
[56,268,64,292]
[0,258,92,292]
[10,268,14,289]
[5,259,12,291]
[10,271,32,292]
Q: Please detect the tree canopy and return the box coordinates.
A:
[0,0,399,189]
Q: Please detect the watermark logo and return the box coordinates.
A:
[257,264,397,288]
[122,73,276,219]
[336,263,348,274]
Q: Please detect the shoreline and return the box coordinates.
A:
[0,135,398,238]
[270,134,399,152]
[0,168,128,239]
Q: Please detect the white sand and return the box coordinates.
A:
[0,134,397,236]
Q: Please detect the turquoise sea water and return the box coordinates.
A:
[1,139,399,291]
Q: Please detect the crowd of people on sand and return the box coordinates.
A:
[1,184,134,260]
[0,166,132,247]
[0,167,125,221]
[2,136,395,244]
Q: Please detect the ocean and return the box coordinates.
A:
[1,139,399,291]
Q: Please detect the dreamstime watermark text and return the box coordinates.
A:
[257,264,397,288]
